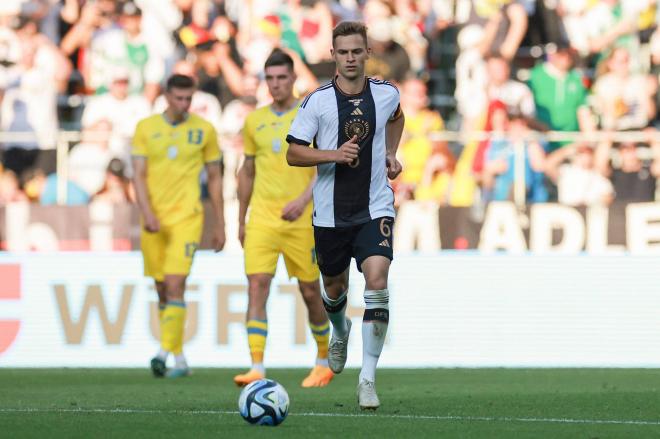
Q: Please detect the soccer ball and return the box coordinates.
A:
[238,379,289,426]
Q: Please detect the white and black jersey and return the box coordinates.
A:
[286,78,401,227]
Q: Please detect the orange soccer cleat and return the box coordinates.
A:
[301,365,334,388]
[233,369,265,387]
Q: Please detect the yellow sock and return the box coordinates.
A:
[309,321,330,360]
[161,302,186,355]
[246,319,267,365]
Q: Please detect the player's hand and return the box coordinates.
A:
[386,154,402,180]
[281,198,306,222]
[238,223,245,248]
[335,135,359,165]
[213,225,226,252]
[143,212,160,233]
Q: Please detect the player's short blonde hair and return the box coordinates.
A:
[332,21,367,48]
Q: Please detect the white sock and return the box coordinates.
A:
[156,349,168,361]
[359,289,389,383]
[321,288,349,337]
[252,363,265,374]
[174,354,187,369]
[316,358,329,367]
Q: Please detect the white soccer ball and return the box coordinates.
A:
[238,378,290,426]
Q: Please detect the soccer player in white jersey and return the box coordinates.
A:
[285,21,405,410]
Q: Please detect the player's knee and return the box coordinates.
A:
[164,278,186,301]
[365,276,387,291]
[248,275,271,293]
[298,281,321,301]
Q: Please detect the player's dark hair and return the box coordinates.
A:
[166,74,195,91]
[332,21,368,48]
[264,49,294,72]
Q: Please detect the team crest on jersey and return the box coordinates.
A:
[256,123,266,131]
[344,117,370,142]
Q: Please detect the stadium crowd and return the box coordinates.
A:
[1,0,660,212]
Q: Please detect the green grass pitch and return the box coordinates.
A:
[2,368,660,438]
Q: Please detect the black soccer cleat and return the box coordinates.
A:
[150,357,166,378]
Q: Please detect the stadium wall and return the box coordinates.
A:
[1,253,659,368]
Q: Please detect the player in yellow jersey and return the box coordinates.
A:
[132,74,226,378]
[234,49,333,388]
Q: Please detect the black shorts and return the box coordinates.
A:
[313,217,394,277]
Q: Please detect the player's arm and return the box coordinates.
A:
[206,160,226,252]
[281,172,317,222]
[286,136,359,167]
[131,156,160,233]
[385,105,405,179]
[237,155,255,246]
[286,93,359,166]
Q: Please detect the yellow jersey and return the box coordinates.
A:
[132,113,221,226]
[400,109,444,185]
[243,104,314,227]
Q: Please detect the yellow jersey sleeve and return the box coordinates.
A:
[243,113,256,156]
[203,125,222,163]
[132,120,148,157]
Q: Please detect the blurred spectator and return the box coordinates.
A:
[219,95,257,201]
[394,144,455,252]
[414,143,456,204]
[134,0,182,75]
[81,67,150,170]
[153,59,223,133]
[454,23,488,124]
[197,27,244,107]
[468,0,528,61]
[528,42,593,151]
[365,19,411,82]
[86,1,164,101]
[558,0,591,56]
[1,15,71,179]
[278,0,334,69]
[544,142,614,206]
[93,157,134,203]
[380,0,428,74]
[60,0,122,64]
[0,169,27,204]
[595,137,660,203]
[481,112,547,203]
[592,47,656,131]
[585,0,650,70]
[68,119,113,197]
[395,77,445,203]
[472,100,508,182]
[484,53,535,118]
[26,168,90,205]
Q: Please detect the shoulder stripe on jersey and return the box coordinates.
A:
[368,78,399,93]
[301,82,333,108]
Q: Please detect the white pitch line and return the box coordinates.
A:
[1,408,660,426]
